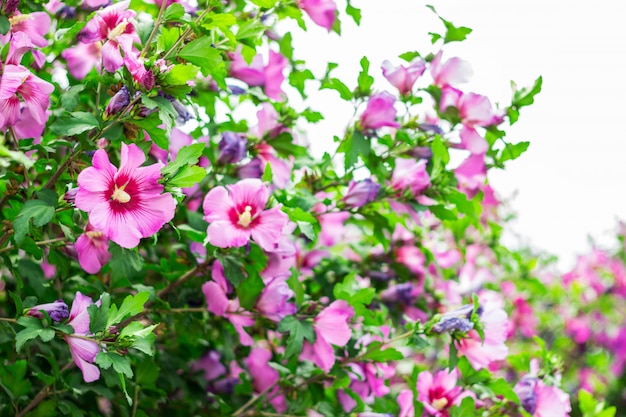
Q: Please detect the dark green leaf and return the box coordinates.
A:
[277,316,315,359]
[50,112,100,136]
[0,15,10,35]
[88,293,110,334]
[109,244,144,285]
[218,255,246,287]
[107,292,150,326]
[133,113,169,150]
[512,76,543,108]
[237,270,265,310]
[340,130,370,170]
[178,38,226,88]
[13,199,56,244]
[60,85,86,111]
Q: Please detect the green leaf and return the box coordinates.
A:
[426,5,473,44]
[178,38,226,88]
[218,255,246,287]
[162,64,199,86]
[447,189,476,218]
[500,141,530,163]
[13,199,56,245]
[449,396,475,417]
[168,165,206,188]
[15,317,56,352]
[50,112,100,136]
[109,244,144,285]
[429,205,457,221]
[0,143,34,169]
[362,343,403,362]
[399,51,421,62]
[345,2,361,25]
[289,69,315,98]
[277,316,315,359]
[320,77,352,101]
[512,76,543,108]
[488,378,519,402]
[107,292,150,327]
[448,339,458,370]
[236,19,266,42]
[278,32,293,60]
[162,143,206,176]
[163,3,184,20]
[60,85,86,111]
[0,15,10,35]
[0,360,31,399]
[133,113,169,150]
[88,293,110,334]
[357,56,374,94]
[109,352,133,378]
[340,130,369,170]
[249,0,276,8]
[237,270,265,310]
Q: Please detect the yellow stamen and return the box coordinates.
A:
[432,398,448,410]
[85,230,104,239]
[237,206,253,228]
[9,14,31,25]
[108,20,128,41]
[111,185,131,203]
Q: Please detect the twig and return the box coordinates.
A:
[141,0,169,58]
[16,362,74,417]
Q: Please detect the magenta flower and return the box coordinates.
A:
[298,0,337,31]
[417,368,472,416]
[245,347,286,412]
[75,143,176,249]
[514,375,571,417]
[3,12,51,48]
[381,58,426,96]
[61,41,102,79]
[359,91,400,131]
[202,260,255,346]
[391,158,430,197]
[0,64,54,131]
[202,178,288,251]
[455,303,509,370]
[75,223,111,274]
[342,179,380,208]
[301,300,354,371]
[77,0,140,73]
[64,292,101,383]
[227,50,287,100]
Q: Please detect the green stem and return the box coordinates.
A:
[162,7,213,60]
[0,237,67,255]
[0,317,17,323]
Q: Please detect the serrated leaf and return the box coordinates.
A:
[500,141,530,163]
[178,37,226,88]
[15,317,56,352]
[109,244,144,286]
[168,165,206,187]
[162,64,199,86]
[218,255,246,287]
[133,113,169,150]
[340,130,370,170]
[362,344,403,362]
[13,199,56,244]
[345,2,361,25]
[162,143,206,176]
[277,316,315,359]
[107,292,150,327]
[163,3,184,20]
[88,293,110,334]
[60,85,86,111]
[50,112,100,136]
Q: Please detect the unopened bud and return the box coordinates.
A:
[104,86,130,119]
[342,179,380,208]
[26,299,69,322]
[217,132,247,165]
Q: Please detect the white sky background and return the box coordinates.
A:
[279,0,626,269]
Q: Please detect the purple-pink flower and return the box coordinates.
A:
[391,158,431,197]
[342,179,380,208]
[298,0,337,31]
[301,300,354,371]
[202,178,288,251]
[75,223,111,274]
[360,91,400,131]
[227,50,287,100]
[26,299,69,322]
[514,368,571,417]
[430,51,472,87]
[64,292,101,383]
[75,143,176,249]
[381,58,426,96]
[245,347,286,412]
[417,368,473,416]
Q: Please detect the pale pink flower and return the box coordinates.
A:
[342,179,380,208]
[391,158,430,197]
[75,143,176,249]
[202,260,254,346]
[514,375,571,417]
[245,347,286,412]
[255,276,296,322]
[76,0,140,73]
[430,51,472,87]
[202,178,288,251]
[227,50,287,100]
[64,292,101,383]
[417,368,472,417]
[454,154,486,198]
[455,303,509,370]
[62,41,103,79]
[0,64,54,132]
[298,0,336,31]
[360,91,400,131]
[75,223,111,274]
[381,58,426,95]
[398,389,414,417]
[301,300,354,371]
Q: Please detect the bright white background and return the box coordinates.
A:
[282,0,626,269]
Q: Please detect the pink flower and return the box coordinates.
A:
[227,50,287,100]
[202,178,289,251]
[454,154,486,198]
[202,260,255,346]
[62,42,103,79]
[430,51,472,87]
[75,143,177,249]
[360,91,400,131]
[3,12,51,48]
[301,300,354,371]
[0,64,54,131]
[391,158,430,197]
[255,276,296,322]
[398,389,414,417]
[64,292,101,383]
[245,347,286,412]
[75,224,111,274]
[298,0,336,31]
[455,303,509,370]
[417,368,472,417]
[514,376,571,417]
[77,0,140,73]
[381,58,426,95]
[342,179,380,208]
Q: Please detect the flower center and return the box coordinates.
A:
[432,398,448,411]
[108,20,128,41]
[237,205,253,228]
[111,185,131,203]
[86,230,104,239]
[9,14,30,25]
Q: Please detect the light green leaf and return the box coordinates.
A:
[50,112,100,136]
[168,165,206,188]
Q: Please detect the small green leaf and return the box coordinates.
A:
[162,143,206,176]
[249,0,276,8]
[14,199,56,245]
[500,141,530,163]
[218,255,246,287]
[0,15,10,35]
[168,165,206,188]
[277,316,315,359]
[109,244,144,285]
[163,3,185,20]
[512,76,543,108]
[178,38,226,88]
[340,130,370,170]
[88,293,110,334]
[362,344,403,362]
[357,56,374,94]
[60,85,86,111]
[162,64,199,86]
[107,292,150,327]
[237,270,265,311]
[15,317,56,352]
[50,112,100,136]
[320,78,353,101]
[345,2,361,25]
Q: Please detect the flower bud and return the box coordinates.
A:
[341,179,380,208]
[217,132,247,165]
[64,188,78,205]
[104,86,130,119]
[26,299,70,322]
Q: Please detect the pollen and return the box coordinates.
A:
[432,398,448,410]
[108,19,128,41]
[237,205,253,228]
[85,230,104,238]
[9,14,31,25]
[111,185,131,203]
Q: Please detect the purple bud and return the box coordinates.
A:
[342,179,380,208]
[56,5,76,19]
[26,299,70,322]
[237,158,264,180]
[104,86,130,119]
[141,70,155,90]
[515,377,538,414]
[430,303,481,334]
[405,146,433,160]
[3,0,19,15]
[217,132,247,164]
[228,85,246,95]
[63,188,78,205]
[172,100,192,124]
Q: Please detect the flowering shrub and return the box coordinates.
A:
[0,1,619,416]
